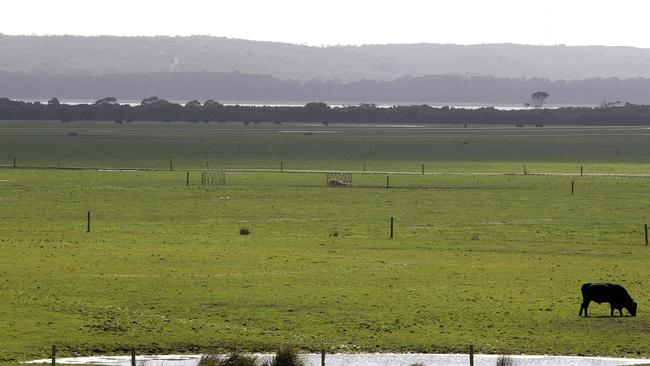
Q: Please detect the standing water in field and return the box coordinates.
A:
[26,353,650,366]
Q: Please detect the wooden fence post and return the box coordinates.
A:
[51,345,56,366]
[13,156,16,168]
[186,172,190,187]
[87,211,91,233]
[523,164,527,175]
[390,217,394,239]
[469,344,474,366]
[571,181,574,195]
[321,350,325,366]
[580,164,583,177]
[280,160,283,172]
[386,176,390,189]
[363,163,366,172]
[131,349,136,366]
[170,160,173,171]
[422,164,425,175]
[645,224,648,246]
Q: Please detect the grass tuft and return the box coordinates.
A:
[495,355,514,366]
[198,354,222,366]
[199,352,258,366]
[263,347,304,366]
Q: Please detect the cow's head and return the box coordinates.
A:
[628,301,637,317]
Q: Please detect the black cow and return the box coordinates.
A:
[579,283,637,317]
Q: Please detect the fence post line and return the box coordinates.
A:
[363,163,366,172]
[321,350,325,366]
[280,160,283,172]
[390,217,394,239]
[523,164,526,175]
[13,156,16,168]
[645,224,648,246]
[170,160,173,171]
[386,175,390,189]
[186,172,190,187]
[580,164,583,177]
[131,349,136,366]
[422,164,424,175]
[469,345,474,366]
[51,345,56,366]
[571,181,575,195]
[87,210,91,232]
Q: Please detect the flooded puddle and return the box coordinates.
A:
[27,353,650,366]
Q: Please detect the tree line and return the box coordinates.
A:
[1,97,650,125]
[3,71,650,105]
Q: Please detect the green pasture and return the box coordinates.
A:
[0,121,650,364]
[1,121,650,173]
[0,169,649,364]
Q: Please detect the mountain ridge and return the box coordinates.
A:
[3,35,650,81]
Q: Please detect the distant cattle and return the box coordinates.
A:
[579,283,637,317]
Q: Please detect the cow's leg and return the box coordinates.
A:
[618,307,623,316]
[580,301,589,317]
[610,304,615,316]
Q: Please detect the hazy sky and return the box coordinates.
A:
[3,0,650,47]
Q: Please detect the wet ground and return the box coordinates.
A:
[27,353,650,366]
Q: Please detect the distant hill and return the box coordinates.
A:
[3,35,650,81]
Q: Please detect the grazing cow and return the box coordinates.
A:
[579,283,637,317]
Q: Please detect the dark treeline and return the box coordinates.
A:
[3,71,650,105]
[2,97,650,125]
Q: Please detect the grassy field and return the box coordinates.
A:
[1,121,650,364]
[1,121,650,173]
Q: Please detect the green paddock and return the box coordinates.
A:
[1,121,649,364]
